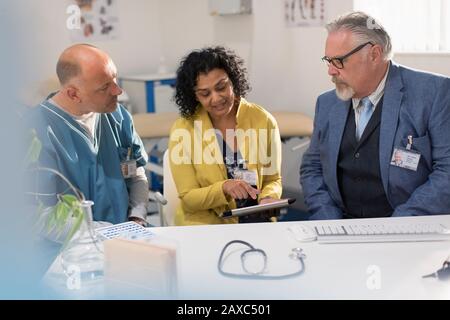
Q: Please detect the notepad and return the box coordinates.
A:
[104,237,178,298]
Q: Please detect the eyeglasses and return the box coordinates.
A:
[217,240,306,280]
[322,41,374,69]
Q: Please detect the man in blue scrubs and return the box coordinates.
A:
[29,44,149,225]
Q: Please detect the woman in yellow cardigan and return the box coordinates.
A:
[169,46,282,225]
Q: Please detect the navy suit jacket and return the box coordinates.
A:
[300,62,450,219]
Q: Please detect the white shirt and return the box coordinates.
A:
[72,112,98,141]
[49,98,98,141]
[352,67,390,128]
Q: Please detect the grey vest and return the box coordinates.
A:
[337,97,393,218]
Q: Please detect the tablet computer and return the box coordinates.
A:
[222,198,296,218]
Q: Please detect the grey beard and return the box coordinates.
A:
[335,84,355,101]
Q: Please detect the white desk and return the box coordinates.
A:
[151,215,450,299]
[44,215,450,299]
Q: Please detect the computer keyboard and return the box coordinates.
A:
[312,222,450,243]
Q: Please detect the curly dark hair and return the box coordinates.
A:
[174,46,250,118]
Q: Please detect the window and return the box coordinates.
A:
[354,0,450,53]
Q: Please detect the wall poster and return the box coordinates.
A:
[69,0,119,41]
[285,0,326,27]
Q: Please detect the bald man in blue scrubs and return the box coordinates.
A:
[29,44,149,225]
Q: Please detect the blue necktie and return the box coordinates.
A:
[356,97,374,141]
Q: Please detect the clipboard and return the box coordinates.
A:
[222,198,296,218]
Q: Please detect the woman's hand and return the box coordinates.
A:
[258,197,281,221]
[259,197,280,205]
[222,180,260,200]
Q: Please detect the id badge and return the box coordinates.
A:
[390,147,421,171]
[234,168,258,187]
[121,159,137,178]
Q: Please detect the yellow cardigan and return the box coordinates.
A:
[168,98,282,225]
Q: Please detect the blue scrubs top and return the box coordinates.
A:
[28,100,147,224]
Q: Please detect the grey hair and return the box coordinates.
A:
[326,11,393,60]
[56,60,81,86]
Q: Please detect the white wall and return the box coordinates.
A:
[158,0,214,70]
[247,0,354,117]
[19,0,450,196]
[22,0,163,105]
[157,0,354,117]
[395,53,450,76]
[22,0,450,112]
[157,0,450,117]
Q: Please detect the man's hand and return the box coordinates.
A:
[128,216,148,227]
[222,179,260,200]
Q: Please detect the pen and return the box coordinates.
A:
[406,135,413,150]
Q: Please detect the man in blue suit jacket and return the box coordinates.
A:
[300,12,450,220]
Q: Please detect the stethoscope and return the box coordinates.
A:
[217,240,306,280]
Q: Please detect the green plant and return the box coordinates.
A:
[26,129,86,248]
[45,194,85,248]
